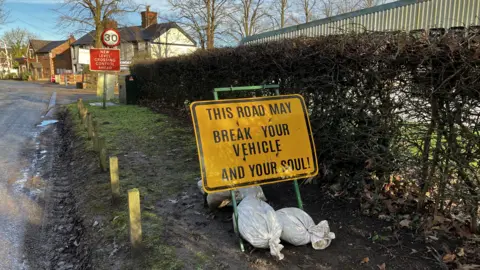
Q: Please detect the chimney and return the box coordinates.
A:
[141,6,157,28]
[104,19,118,29]
[68,34,76,44]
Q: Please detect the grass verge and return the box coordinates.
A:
[67,102,201,269]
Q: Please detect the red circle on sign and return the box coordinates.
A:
[101,28,121,48]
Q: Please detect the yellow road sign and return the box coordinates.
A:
[190,94,318,193]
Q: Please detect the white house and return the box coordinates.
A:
[70,7,197,73]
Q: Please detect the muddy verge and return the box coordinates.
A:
[31,108,91,269]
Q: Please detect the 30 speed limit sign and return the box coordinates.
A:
[101,28,120,47]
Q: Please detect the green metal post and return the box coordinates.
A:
[293,180,304,210]
[230,190,245,252]
[273,88,304,210]
[214,89,244,252]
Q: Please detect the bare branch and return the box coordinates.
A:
[57,0,139,48]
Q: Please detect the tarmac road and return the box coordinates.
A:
[0,80,94,269]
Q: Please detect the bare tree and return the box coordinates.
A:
[335,0,361,14]
[336,0,385,14]
[295,0,318,23]
[272,0,290,28]
[168,0,228,49]
[319,0,335,17]
[57,0,138,48]
[0,0,8,25]
[1,28,37,58]
[362,0,386,8]
[227,0,272,41]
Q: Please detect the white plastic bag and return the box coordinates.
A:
[236,196,284,260]
[276,207,335,250]
[197,180,267,209]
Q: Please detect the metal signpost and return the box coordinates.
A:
[190,85,318,251]
[89,28,121,109]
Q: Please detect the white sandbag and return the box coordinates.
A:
[236,196,284,260]
[276,207,335,250]
[197,180,205,195]
[238,186,267,201]
[198,180,267,209]
[206,190,235,209]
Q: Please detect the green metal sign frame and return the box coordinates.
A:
[212,84,304,252]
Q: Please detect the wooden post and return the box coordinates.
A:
[110,156,120,201]
[83,109,88,130]
[77,98,83,119]
[81,108,87,125]
[92,120,99,152]
[87,113,93,140]
[98,137,107,171]
[128,188,142,248]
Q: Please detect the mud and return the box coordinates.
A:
[38,105,466,270]
[23,109,91,269]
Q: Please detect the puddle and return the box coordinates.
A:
[37,120,58,127]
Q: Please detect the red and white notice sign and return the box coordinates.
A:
[89,48,120,72]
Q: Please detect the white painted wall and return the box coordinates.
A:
[70,28,197,71]
[149,28,197,59]
[71,45,93,74]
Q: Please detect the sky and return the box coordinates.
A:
[0,0,170,40]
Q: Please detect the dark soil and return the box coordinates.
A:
[55,104,480,270]
[21,108,91,270]
[42,110,91,269]
[157,182,446,270]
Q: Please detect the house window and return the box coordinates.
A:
[29,49,34,58]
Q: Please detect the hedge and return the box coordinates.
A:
[131,32,480,232]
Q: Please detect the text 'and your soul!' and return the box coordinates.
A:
[206,102,311,181]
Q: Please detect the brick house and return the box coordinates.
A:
[25,36,76,80]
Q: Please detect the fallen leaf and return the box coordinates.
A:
[361,257,369,264]
[457,248,465,257]
[410,249,418,254]
[399,219,411,228]
[442,253,456,263]
[377,263,386,270]
[218,199,231,208]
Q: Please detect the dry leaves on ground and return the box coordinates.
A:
[361,257,369,264]
[442,253,456,263]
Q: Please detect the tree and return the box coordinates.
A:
[319,0,335,17]
[57,0,138,48]
[168,0,228,49]
[1,28,37,58]
[336,0,386,14]
[0,0,8,25]
[272,0,290,28]
[296,0,318,23]
[228,0,272,41]
[362,0,386,8]
[335,0,361,14]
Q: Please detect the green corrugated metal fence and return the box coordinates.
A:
[241,0,480,44]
